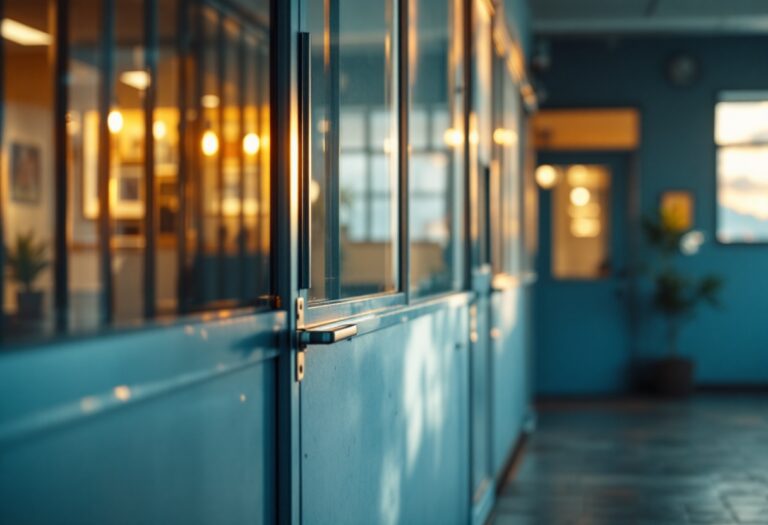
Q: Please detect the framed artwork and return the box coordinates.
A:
[10,143,41,204]
[114,163,144,219]
[660,190,694,231]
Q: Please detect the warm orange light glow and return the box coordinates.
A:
[243,132,260,155]
[202,130,219,156]
[114,385,132,401]
[570,187,591,207]
[1,18,51,46]
[153,120,167,140]
[535,165,558,189]
[493,128,518,146]
[108,110,124,134]
[443,128,464,147]
[571,218,601,238]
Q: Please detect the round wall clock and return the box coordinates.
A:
[665,54,700,87]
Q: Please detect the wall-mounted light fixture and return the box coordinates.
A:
[535,164,558,189]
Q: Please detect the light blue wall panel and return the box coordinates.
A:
[490,286,528,474]
[301,304,470,525]
[0,313,284,524]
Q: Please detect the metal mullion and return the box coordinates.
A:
[98,0,115,325]
[0,0,5,338]
[326,0,340,299]
[52,0,70,333]
[216,11,226,299]
[398,0,409,299]
[144,0,158,319]
[193,2,205,306]
[364,108,372,239]
[254,43,266,295]
[237,29,247,301]
[176,0,190,314]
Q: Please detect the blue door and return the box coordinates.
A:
[535,153,632,395]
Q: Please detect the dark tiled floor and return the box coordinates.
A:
[492,397,768,525]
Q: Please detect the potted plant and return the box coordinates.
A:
[5,231,49,320]
[642,211,723,397]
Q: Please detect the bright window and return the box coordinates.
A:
[716,92,768,243]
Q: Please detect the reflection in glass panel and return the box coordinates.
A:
[716,93,768,244]
[1,0,271,345]
[409,0,463,297]
[491,56,522,276]
[308,0,399,301]
[112,0,146,323]
[551,165,611,280]
[2,0,55,339]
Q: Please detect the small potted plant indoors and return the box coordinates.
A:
[642,210,723,398]
[5,230,49,320]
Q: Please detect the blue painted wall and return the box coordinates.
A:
[537,35,768,388]
[0,313,284,524]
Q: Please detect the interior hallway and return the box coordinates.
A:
[492,397,768,525]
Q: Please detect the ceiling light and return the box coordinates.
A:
[201,95,220,109]
[120,70,151,90]
[1,18,51,46]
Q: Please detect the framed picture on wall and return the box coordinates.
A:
[660,190,694,231]
[10,143,41,204]
[114,163,144,219]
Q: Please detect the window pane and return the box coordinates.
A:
[1,0,271,346]
[308,0,399,301]
[408,0,463,297]
[551,165,612,279]
[716,92,768,146]
[717,146,768,243]
[2,0,56,340]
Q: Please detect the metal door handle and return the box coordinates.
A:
[299,324,358,345]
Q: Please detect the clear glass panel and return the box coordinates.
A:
[1,0,271,347]
[491,59,522,276]
[408,0,463,297]
[156,0,180,315]
[308,0,399,301]
[472,0,492,267]
[112,0,146,324]
[67,0,102,333]
[551,165,612,279]
[2,0,56,340]
[717,146,768,243]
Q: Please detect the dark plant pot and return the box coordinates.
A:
[654,357,695,398]
[17,290,44,320]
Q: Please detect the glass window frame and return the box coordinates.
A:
[0,0,274,349]
[714,90,768,245]
[302,0,408,326]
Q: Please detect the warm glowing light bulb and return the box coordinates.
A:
[570,187,591,207]
[108,110,123,134]
[493,128,517,146]
[201,130,219,156]
[571,218,601,238]
[243,133,260,155]
[153,120,167,140]
[535,165,558,189]
[443,128,463,147]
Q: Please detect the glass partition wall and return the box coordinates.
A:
[1,0,271,345]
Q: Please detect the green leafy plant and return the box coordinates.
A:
[642,211,723,355]
[5,231,49,293]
